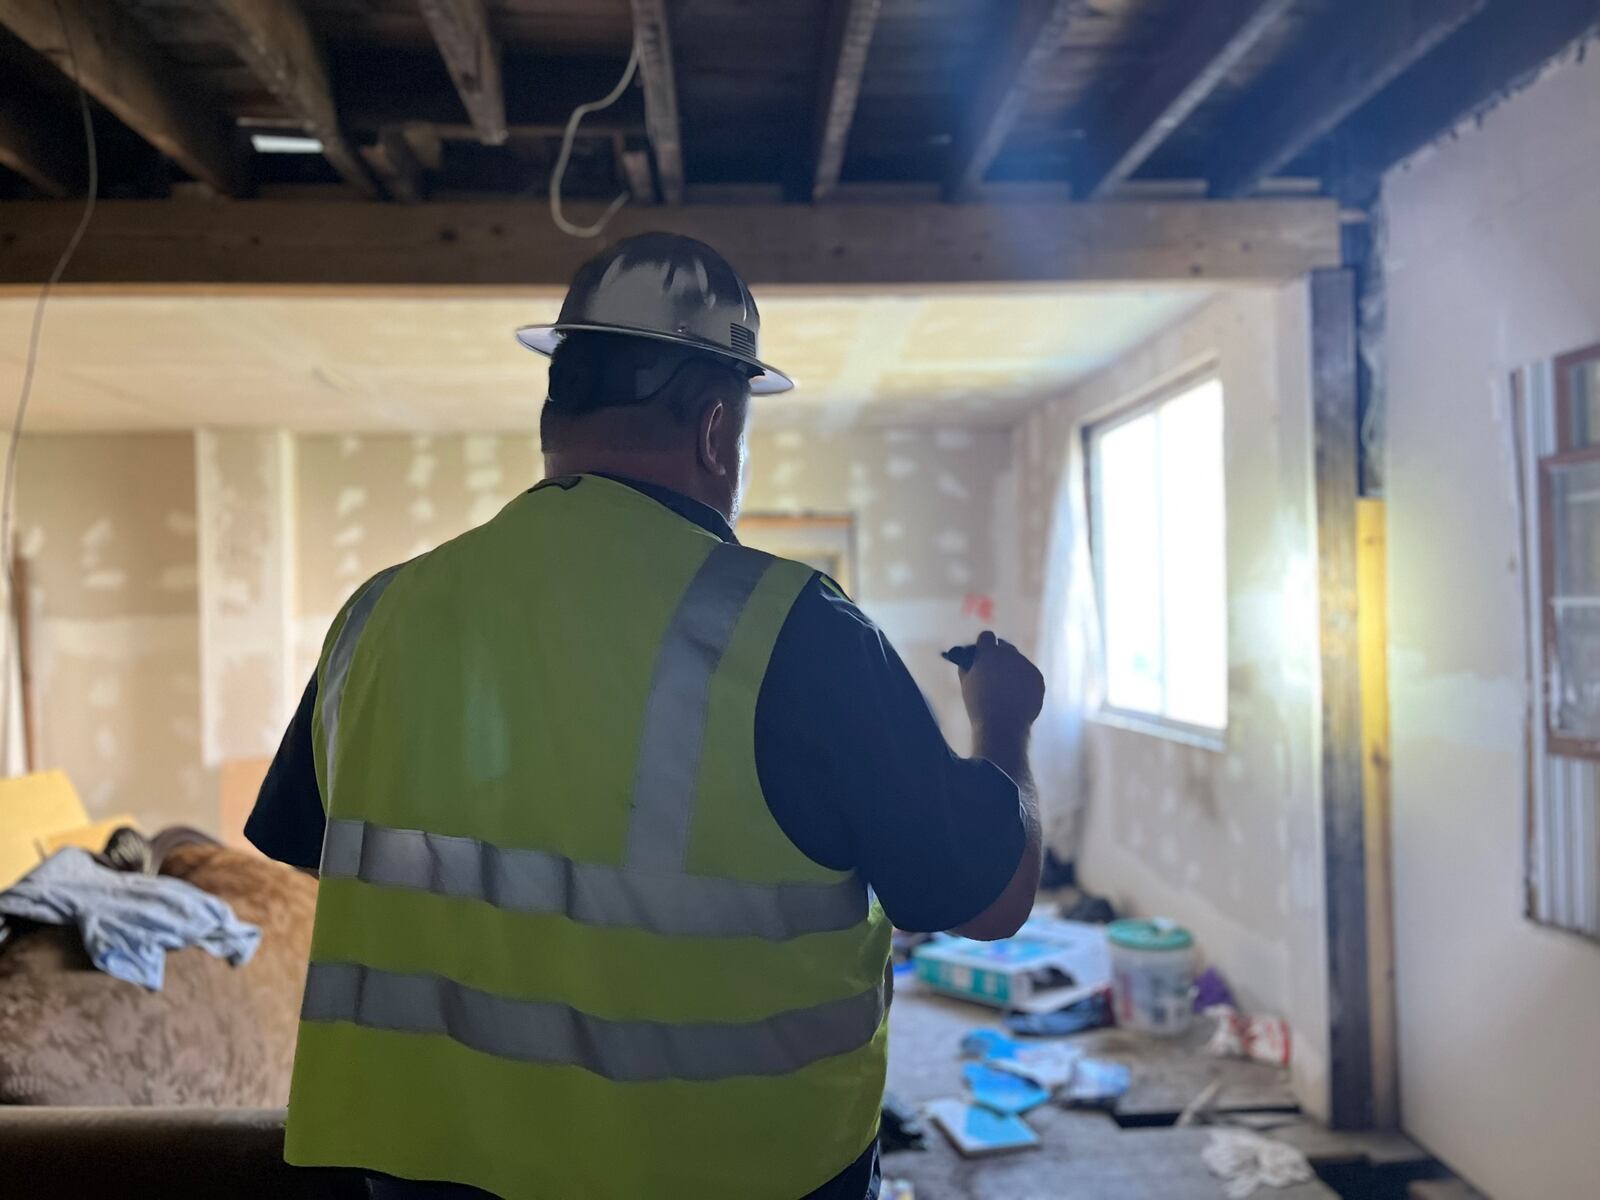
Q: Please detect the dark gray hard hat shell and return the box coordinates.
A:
[516,232,794,394]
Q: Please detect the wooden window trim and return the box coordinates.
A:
[1539,441,1600,759]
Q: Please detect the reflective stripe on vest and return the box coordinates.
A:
[319,818,866,940]
[301,962,884,1083]
[306,540,879,1076]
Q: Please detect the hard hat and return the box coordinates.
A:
[516,232,794,394]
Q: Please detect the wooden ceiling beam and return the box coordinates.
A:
[417,0,506,146]
[0,0,244,194]
[360,126,424,203]
[1075,0,1296,201]
[629,0,684,206]
[213,0,377,198]
[0,101,82,197]
[810,0,882,203]
[0,198,1342,286]
[1209,0,1486,198]
[945,0,1094,202]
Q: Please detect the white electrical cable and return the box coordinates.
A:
[549,37,642,238]
[0,0,97,765]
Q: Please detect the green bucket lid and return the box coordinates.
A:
[1107,918,1193,952]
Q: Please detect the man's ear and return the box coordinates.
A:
[698,398,729,477]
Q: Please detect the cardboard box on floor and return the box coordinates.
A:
[0,770,136,888]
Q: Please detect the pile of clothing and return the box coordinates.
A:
[0,827,261,990]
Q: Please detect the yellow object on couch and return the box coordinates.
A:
[0,770,136,889]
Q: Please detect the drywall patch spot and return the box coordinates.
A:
[937,473,971,500]
[884,429,920,446]
[408,452,437,489]
[94,726,117,759]
[339,435,363,459]
[936,429,973,450]
[887,561,914,587]
[333,526,364,548]
[946,562,972,586]
[773,460,801,486]
[469,494,501,525]
[336,487,367,517]
[88,677,120,708]
[886,456,917,480]
[881,520,905,541]
[936,530,968,554]
[409,498,435,524]
[776,430,805,450]
[18,525,45,556]
[84,569,127,591]
[336,552,361,578]
[464,436,497,465]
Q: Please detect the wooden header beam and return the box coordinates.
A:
[629,0,684,206]
[945,0,1093,201]
[0,198,1341,287]
[1076,0,1295,201]
[214,0,376,197]
[1210,0,1485,198]
[810,0,882,203]
[0,0,244,194]
[417,0,507,146]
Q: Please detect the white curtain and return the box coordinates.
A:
[1031,428,1103,865]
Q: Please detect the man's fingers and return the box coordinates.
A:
[977,630,999,649]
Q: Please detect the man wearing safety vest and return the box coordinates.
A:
[249,233,1045,1200]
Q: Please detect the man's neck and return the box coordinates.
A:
[543,452,729,524]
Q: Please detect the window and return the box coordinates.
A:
[1088,376,1227,735]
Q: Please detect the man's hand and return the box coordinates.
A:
[957,631,1045,739]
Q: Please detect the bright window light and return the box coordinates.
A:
[251,134,325,154]
[1089,377,1227,733]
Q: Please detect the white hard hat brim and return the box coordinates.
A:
[515,323,795,396]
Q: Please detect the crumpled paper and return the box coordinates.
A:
[1200,1130,1314,1199]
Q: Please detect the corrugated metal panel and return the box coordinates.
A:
[1518,362,1600,940]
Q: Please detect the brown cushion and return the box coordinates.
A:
[0,844,316,1106]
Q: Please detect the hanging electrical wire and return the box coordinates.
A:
[2,0,98,591]
[549,36,643,238]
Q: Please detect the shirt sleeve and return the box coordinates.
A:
[754,579,1026,933]
[244,673,328,870]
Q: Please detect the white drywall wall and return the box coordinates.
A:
[1382,44,1600,1199]
[1014,287,1330,1116]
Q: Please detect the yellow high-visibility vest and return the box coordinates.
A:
[286,475,890,1200]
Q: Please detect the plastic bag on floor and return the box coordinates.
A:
[1200,1130,1313,1199]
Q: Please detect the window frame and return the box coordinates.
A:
[1084,368,1228,748]
[1541,341,1600,760]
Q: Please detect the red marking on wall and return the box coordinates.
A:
[962,593,995,622]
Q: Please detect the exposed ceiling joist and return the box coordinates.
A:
[1336,0,1600,203]
[1076,0,1297,201]
[0,198,1342,286]
[213,0,377,198]
[810,0,882,203]
[0,101,81,196]
[614,135,655,204]
[629,0,684,206]
[1209,0,1487,198]
[945,0,1093,201]
[0,0,244,194]
[417,0,506,146]
[360,126,424,203]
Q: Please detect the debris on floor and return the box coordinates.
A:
[880,1093,928,1154]
[1201,1129,1315,1198]
[911,917,1110,1013]
[1206,1005,1293,1066]
[1060,1058,1132,1107]
[925,1098,1042,1156]
[881,1180,915,1200]
[962,1062,1051,1114]
[986,1041,1083,1089]
[1004,991,1112,1036]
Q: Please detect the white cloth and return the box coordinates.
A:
[1201,1130,1314,1199]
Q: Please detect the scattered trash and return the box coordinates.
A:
[880,1093,928,1154]
[1004,991,1112,1037]
[1193,965,1236,1011]
[1107,918,1197,1036]
[1200,1129,1314,1198]
[925,1099,1041,1157]
[1061,1058,1131,1107]
[1057,887,1117,925]
[986,1042,1082,1090]
[1039,849,1076,890]
[962,1063,1051,1114]
[1206,1006,1292,1066]
[960,1029,1022,1060]
[882,1180,915,1200]
[912,918,1109,1013]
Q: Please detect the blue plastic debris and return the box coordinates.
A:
[962,1063,1051,1114]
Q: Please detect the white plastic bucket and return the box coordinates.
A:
[1107,918,1195,1036]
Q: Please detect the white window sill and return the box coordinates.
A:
[1087,708,1228,753]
